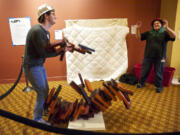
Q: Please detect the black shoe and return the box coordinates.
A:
[137,83,144,88]
[156,87,162,93]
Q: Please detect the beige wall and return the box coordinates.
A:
[160,0,180,78]
[160,0,177,66]
[171,0,180,77]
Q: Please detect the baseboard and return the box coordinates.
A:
[172,76,180,85]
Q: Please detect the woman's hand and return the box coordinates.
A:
[163,19,168,29]
[135,21,142,39]
[136,21,142,29]
[162,19,176,38]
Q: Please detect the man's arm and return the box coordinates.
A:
[163,20,176,38]
[46,38,66,52]
[45,38,74,58]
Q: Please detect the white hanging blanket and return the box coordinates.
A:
[63,19,129,84]
[65,18,128,28]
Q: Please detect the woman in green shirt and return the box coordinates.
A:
[135,18,176,93]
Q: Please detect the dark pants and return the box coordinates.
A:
[139,58,165,88]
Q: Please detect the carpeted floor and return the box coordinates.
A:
[0,81,180,135]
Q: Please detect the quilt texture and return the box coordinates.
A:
[64,20,129,84]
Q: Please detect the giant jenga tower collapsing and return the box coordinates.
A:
[44,73,133,124]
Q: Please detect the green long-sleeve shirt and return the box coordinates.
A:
[24,24,58,67]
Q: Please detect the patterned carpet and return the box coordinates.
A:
[0,81,180,135]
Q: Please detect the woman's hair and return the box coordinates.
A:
[38,10,52,23]
[151,18,164,27]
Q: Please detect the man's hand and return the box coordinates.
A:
[63,37,69,43]
[65,42,74,53]
[62,37,74,53]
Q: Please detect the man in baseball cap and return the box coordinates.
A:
[23,4,73,125]
[37,4,55,23]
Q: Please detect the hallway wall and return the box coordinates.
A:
[0,0,161,83]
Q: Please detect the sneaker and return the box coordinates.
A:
[137,83,145,88]
[37,118,51,125]
[156,87,162,93]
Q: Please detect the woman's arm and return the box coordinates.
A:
[135,21,142,39]
[163,20,176,38]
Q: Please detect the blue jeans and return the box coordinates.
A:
[139,58,165,88]
[24,65,49,120]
